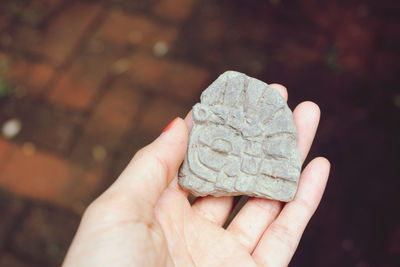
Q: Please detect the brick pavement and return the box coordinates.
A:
[0,0,399,266]
[0,1,206,265]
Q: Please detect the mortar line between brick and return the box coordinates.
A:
[35,0,71,30]
[2,196,83,263]
[62,40,200,157]
[38,5,109,100]
[23,4,111,158]
[63,74,119,158]
[1,200,31,252]
[0,0,69,63]
[63,65,155,161]
[0,97,84,158]
[88,90,155,199]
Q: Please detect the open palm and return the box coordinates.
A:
[63,84,330,267]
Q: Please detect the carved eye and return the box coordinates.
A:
[231,113,239,120]
[211,139,232,153]
[226,110,242,129]
[193,103,209,122]
[210,106,227,124]
[245,117,254,125]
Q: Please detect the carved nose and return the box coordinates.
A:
[211,139,232,153]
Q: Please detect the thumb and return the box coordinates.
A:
[109,117,189,210]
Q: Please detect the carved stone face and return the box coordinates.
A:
[179,71,301,202]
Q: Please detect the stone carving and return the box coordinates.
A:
[178,71,301,202]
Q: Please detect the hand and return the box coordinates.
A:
[63,84,330,267]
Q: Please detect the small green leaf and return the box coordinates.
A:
[0,76,12,98]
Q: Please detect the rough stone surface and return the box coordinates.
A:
[178,71,301,202]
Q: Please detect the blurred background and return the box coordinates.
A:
[0,0,399,266]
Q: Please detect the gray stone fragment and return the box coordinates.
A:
[178,71,301,202]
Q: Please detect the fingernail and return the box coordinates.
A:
[162,117,179,134]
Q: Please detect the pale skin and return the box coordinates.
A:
[63,84,331,267]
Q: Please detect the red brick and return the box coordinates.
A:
[48,42,122,110]
[140,97,188,136]
[11,205,80,266]
[127,53,210,103]
[70,78,144,165]
[0,138,13,170]
[91,79,143,129]
[0,146,104,213]
[0,253,29,267]
[96,10,178,48]
[48,68,99,110]
[153,0,196,22]
[1,55,54,95]
[26,63,54,93]
[28,2,102,66]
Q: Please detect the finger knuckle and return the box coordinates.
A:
[268,222,298,251]
[133,146,148,161]
[83,196,115,221]
[134,147,169,178]
[294,198,315,215]
[252,199,281,218]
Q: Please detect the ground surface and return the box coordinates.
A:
[0,0,399,266]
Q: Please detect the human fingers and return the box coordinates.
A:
[269,83,288,101]
[161,110,194,201]
[191,196,234,226]
[252,157,331,266]
[99,117,189,221]
[184,109,193,131]
[227,198,282,253]
[293,101,320,162]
